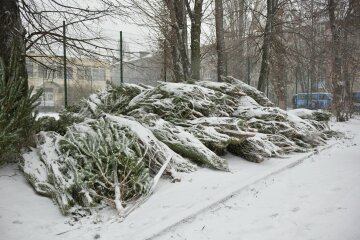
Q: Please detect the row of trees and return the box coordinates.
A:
[0,0,359,159]
[3,0,360,110]
[118,0,359,120]
[255,0,360,120]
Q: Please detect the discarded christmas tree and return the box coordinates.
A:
[22,78,333,216]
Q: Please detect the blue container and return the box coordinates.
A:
[293,92,332,109]
[353,92,360,112]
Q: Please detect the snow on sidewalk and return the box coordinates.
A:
[0,118,359,240]
[156,119,360,240]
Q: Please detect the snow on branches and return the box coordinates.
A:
[22,78,333,216]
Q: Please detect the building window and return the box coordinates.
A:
[26,60,34,78]
[38,65,56,79]
[38,65,46,79]
[39,88,55,106]
[92,67,105,81]
[56,66,62,79]
[318,24,326,35]
[45,92,54,101]
[56,66,73,80]
[67,67,73,80]
[77,66,91,80]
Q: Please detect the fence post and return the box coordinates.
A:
[164,39,167,82]
[247,57,250,85]
[120,31,123,84]
[307,68,310,108]
[285,78,288,109]
[266,74,269,98]
[295,68,298,109]
[295,69,298,95]
[63,20,68,108]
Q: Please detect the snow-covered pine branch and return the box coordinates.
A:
[22,78,334,216]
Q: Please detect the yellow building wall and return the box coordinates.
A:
[27,56,110,110]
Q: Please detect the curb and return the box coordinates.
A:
[146,142,337,240]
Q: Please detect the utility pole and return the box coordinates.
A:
[164,39,167,82]
[307,68,310,108]
[63,20,68,108]
[295,68,298,95]
[120,31,123,84]
[285,78,288,110]
[295,67,298,109]
[247,57,250,85]
[310,0,316,94]
[266,74,269,98]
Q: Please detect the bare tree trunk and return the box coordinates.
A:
[186,0,203,81]
[343,0,358,119]
[224,0,246,80]
[272,55,286,109]
[174,0,190,81]
[165,19,183,83]
[343,29,351,120]
[257,0,275,93]
[309,0,317,93]
[164,0,190,82]
[0,0,40,159]
[215,0,227,82]
[0,0,28,91]
[236,0,246,80]
[328,0,344,121]
[270,6,287,110]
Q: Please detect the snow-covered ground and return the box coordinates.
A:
[0,118,359,240]
[35,112,60,120]
[158,119,360,240]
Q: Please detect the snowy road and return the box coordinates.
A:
[156,119,360,240]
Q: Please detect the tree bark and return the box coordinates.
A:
[164,0,190,82]
[343,29,351,120]
[343,0,358,119]
[215,0,227,82]
[0,0,28,91]
[328,0,344,121]
[309,0,317,93]
[174,0,190,81]
[224,0,246,80]
[257,0,275,93]
[235,0,246,80]
[0,0,41,160]
[272,55,287,109]
[270,6,287,110]
[186,0,203,81]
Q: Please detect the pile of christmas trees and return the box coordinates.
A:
[22,77,333,216]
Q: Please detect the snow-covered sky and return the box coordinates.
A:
[27,0,219,55]
[99,18,153,52]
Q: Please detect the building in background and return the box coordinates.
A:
[111,49,218,87]
[111,51,162,87]
[26,55,111,111]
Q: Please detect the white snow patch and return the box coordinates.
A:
[238,95,260,107]
[1,119,360,240]
[36,112,60,120]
